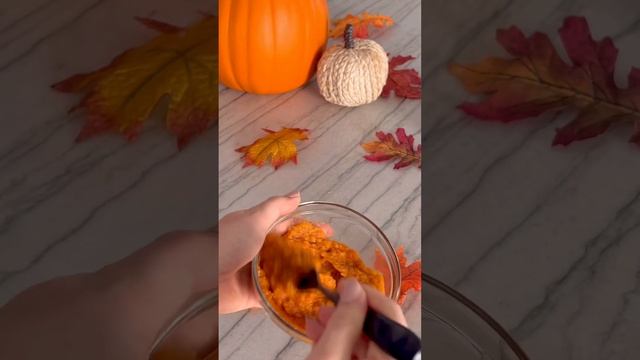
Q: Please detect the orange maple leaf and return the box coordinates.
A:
[375,246,421,305]
[236,128,310,169]
[329,12,394,39]
[52,16,217,150]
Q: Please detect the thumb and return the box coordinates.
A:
[249,191,301,231]
[308,278,367,360]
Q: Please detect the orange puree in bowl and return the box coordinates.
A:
[257,221,385,332]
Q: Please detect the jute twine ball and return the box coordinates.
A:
[317,24,389,107]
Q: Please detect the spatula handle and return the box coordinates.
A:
[362,308,421,360]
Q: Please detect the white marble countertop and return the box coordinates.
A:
[218,0,421,359]
[425,0,640,359]
[0,0,216,302]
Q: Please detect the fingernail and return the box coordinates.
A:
[286,191,300,198]
[338,278,363,303]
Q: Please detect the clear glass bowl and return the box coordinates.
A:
[423,274,530,359]
[252,201,402,342]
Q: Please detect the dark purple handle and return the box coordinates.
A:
[363,308,421,360]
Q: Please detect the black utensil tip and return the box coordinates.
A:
[297,269,318,290]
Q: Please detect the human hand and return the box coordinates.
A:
[305,278,408,360]
[0,230,218,360]
[218,191,301,314]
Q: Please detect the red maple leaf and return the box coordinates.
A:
[450,16,640,147]
[361,128,421,169]
[381,55,422,99]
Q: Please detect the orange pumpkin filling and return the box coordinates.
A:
[257,221,385,333]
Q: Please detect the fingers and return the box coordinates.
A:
[305,319,369,359]
[304,318,324,342]
[306,284,408,360]
[250,192,301,232]
[317,223,334,236]
[304,305,334,342]
[219,192,301,275]
[307,278,367,360]
[304,306,333,342]
[317,306,334,324]
[271,218,294,235]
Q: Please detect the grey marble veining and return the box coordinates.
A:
[218,0,421,359]
[425,0,640,359]
[0,0,216,304]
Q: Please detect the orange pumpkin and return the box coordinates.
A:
[219,0,329,94]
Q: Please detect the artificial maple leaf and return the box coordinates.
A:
[381,55,422,99]
[53,16,217,150]
[236,128,310,169]
[361,128,421,169]
[329,12,394,39]
[449,16,640,147]
[374,246,421,305]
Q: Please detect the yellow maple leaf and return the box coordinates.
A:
[329,12,394,39]
[236,128,310,169]
[53,16,217,149]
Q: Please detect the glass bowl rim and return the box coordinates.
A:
[251,200,402,342]
[424,273,530,360]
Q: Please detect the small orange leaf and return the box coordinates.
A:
[375,246,421,305]
[236,128,310,169]
[329,12,394,39]
[53,15,217,150]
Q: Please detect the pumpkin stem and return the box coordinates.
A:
[344,23,355,49]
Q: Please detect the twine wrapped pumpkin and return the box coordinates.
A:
[317,24,388,107]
